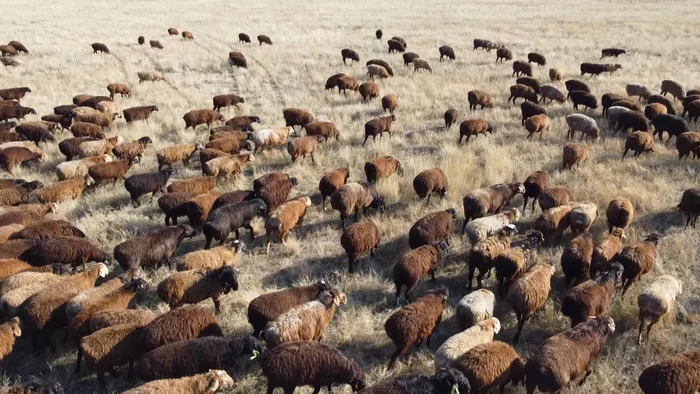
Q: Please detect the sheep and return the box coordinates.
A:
[262,341,365,393]
[561,263,623,327]
[493,231,545,298]
[496,48,513,62]
[568,90,598,112]
[409,208,457,248]
[90,43,109,54]
[228,51,248,68]
[113,136,152,162]
[388,39,406,53]
[126,370,234,393]
[58,137,96,161]
[0,273,67,319]
[363,115,396,146]
[533,203,575,242]
[247,281,330,337]
[0,147,42,174]
[512,60,533,77]
[449,341,525,393]
[141,304,223,355]
[96,101,120,116]
[0,87,31,102]
[156,266,238,314]
[281,108,314,131]
[524,316,616,393]
[114,224,196,270]
[648,94,676,115]
[394,242,448,303]
[638,350,700,394]
[158,192,196,225]
[520,171,549,213]
[549,67,562,81]
[204,153,254,178]
[561,233,594,286]
[590,227,626,278]
[468,90,493,111]
[520,101,546,125]
[0,45,18,56]
[286,135,322,164]
[473,39,490,50]
[538,84,567,104]
[524,114,550,140]
[518,77,541,94]
[614,110,649,133]
[0,180,42,206]
[379,94,400,115]
[18,236,107,267]
[359,82,380,102]
[434,316,501,372]
[458,118,493,143]
[0,57,19,67]
[0,259,63,282]
[124,169,172,203]
[436,45,455,61]
[263,196,311,252]
[413,168,448,203]
[385,287,448,368]
[88,158,138,186]
[509,84,538,104]
[367,64,390,80]
[319,167,350,211]
[0,202,55,223]
[183,109,223,130]
[340,48,360,64]
[600,48,626,58]
[335,76,359,95]
[689,89,700,96]
[156,143,200,171]
[1,264,66,291]
[0,130,25,143]
[211,94,245,113]
[651,114,689,142]
[623,131,654,158]
[0,106,36,123]
[181,191,221,225]
[175,243,239,272]
[207,133,251,154]
[564,79,591,98]
[462,182,524,227]
[568,201,598,235]
[678,188,700,228]
[580,62,622,77]
[366,59,394,76]
[123,105,159,123]
[467,225,517,290]
[562,143,589,170]
[688,100,700,123]
[360,368,471,394]
[442,108,458,130]
[138,71,166,83]
[72,95,94,106]
[465,208,521,246]
[106,83,131,100]
[249,126,295,153]
[601,93,627,115]
[0,223,23,241]
[303,121,339,142]
[88,309,155,333]
[168,27,179,35]
[0,239,36,259]
[617,234,660,297]
[455,289,495,330]
[9,220,84,240]
[364,157,401,185]
[413,58,432,73]
[80,322,145,388]
[202,199,267,248]
[325,73,347,91]
[167,176,217,194]
[77,136,123,158]
[676,131,700,160]
[340,220,380,274]
[403,52,420,66]
[681,95,700,117]
[225,115,260,129]
[70,121,104,138]
[660,79,685,101]
[14,123,56,146]
[254,172,294,194]
[18,263,109,351]
[0,317,21,360]
[625,83,653,102]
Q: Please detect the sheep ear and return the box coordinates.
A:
[207,378,220,392]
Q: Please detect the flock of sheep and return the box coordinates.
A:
[0,17,698,394]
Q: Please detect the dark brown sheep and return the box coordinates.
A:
[0,180,42,206]
[522,171,549,212]
[569,90,599,111]
[601,93,627,116]
[509,84,538,104]
[138,36,145,45]
[325,73,346,91]
[618,234,660,296]
[113,224,197,270]
[517,77,541,94]
[638,350,700,394]
[413,168,448,203]
[256,177,298,214]
[439,45,455,61]
[678,188,700,228]
[388,39,406,53]
[458,119,492,144]
[212,94,245,112]
[561,233,594,286]
[520,101,546,125]
[0,87,31,101]
[681,95,700,117]
[496,47,513,62]
[225,115,260,129]
[334,75,359,95]
[18,236,107,267]
[444,108,458,129]
[229,51,248,68]
[363,114,396,146]
[257,35,272,45]
[647,94,676,115]
[239,33,251,43]
[366,59,394,76]
[676,131,700,160]
[341,220,381,273]
[601,48,626,58]
[210,190,255,213]
[376,30,383,40]
[512,60,533,77]
[182,31,194,40]
[614,110,649,133]
[330,182,384,229]
[394,242,448,303]
[141,305,223,352]
[7,41,28,54]
[283,108,314,130]
[9,220,84,240]
[341,48,360,64]
[580,62,622,77]
[91,43,109,54]
[408,209,456,249]
[358,368,471,394]
[158,192,196,225]
[304,121,340,141]
[0,147,42,174]
[0,105,36,123]
[168,28,179,35]
[70,122,103,139]
[403,52,419,66]
[319,167,350,210]
[124,169,173,203]
[473,39,490,50]
[565,79,591,98]
[467,225,516,291]
[123,105,158,123]
[462,182,525,227]
[468,90,493,111]
[183,109,224,130]
[527,52,546,66]
[202,199,267,248]
[561,263,623,327]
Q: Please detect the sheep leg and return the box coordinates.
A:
[637,315,646,345]
[514,313,527,343]
[310,152,315,163]
[354,207,360,221]
[311,387,321,394]
[245,224,256,240]
[213,296,221,314]
[389,345,407,368]
[266,385,275,394]
[75,348,83,374]
[362,135,369,147]
[467,266,476,291]
[646,315,661,342]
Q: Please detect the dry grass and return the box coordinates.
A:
[1,0,700,392]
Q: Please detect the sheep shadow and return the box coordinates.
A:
[636,209,684,232]
[338,337,396,371]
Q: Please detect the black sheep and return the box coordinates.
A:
[124,169,173,203]
[569,90,598,111]
[358,368,471,394]
[651,114,689,142]
[210,190,256,212]
[202,199,267,248]
[615,111,649,134]
[520,102,546,125]
[19,236,108,267]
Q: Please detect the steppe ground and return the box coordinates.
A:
[1,0,700,392]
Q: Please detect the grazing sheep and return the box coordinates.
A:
[648,94,676,115]
[623,131,654,158]
[367,64,390,80]
[564,79,591,98]
[204,153,254,178]
[438,45,455,61]
[507,263,555,342]
[626,83,653,102]
[340,220,381,273]
[676,131,700,160]
[257,34,272,45]
[580,62,622,77]
[175,243,239,271]
[91,43,109,54]
[434,316,501,372]
[319,167,350,211]
[228,51,248,68]
[385,287,448,368]
[569,90,599,111]
[394,242,448,303]
[456,289,495,330]
[331,182,384,229]
[468,90,493,111]
[465,208,521,245]
[7,41,29,54]
[157,266,238,313]
[473,39,490,50]
[381,94,399,114]
[137,71,166,83]
[138,36,145,45]
[366,59,394,76]
[651,114,689,142]
[363,115,396,146]
[518,77,541,94]
[561,263,623,327]
[458,119,493,143]
[168,28,179,35]
[114,224,196,270]
[123,105,158,123]
[444,108,459,129]
[618,234,660,296]
[638,350,700,394]
[660,79,685,101]
[202,199,267,248]
[524,316,615,393]
[601,93,627,115]
[679,188,700,228]
[409,209,456,248]
[19,236,107,267]
[0,204,55,227]
[254,172,294,193]
[449,341,524,393]
[614,110,649,134]
[496,48,513,62]
[521,171,548,213]
[524,114,550,140]
[512,60,533,77]
[80,322,145,388]
[341,48,360,64]
[687,100,700,123]
[167,176,216,194]
[249,126,295,153]
[539,84,567,104]
[0,239,36,259]
[467,225,517,291]
[509,84,538,104]
[302,121,339,142]
[358,82,380,104]
[520,101,546,125]
[562,143,589,170]
[462,182,524,227]
[561,233,594,286]
[413,58,432,73]
[387,39,406,53]
[590,228,626,278]
[0,317,21,360]
[182,31,194,40]
[335,76,359,95]
[264,196,312,252]
[124,169,172,203]
[413,168,448,203]
[534,203,575,242]
[403,52,420,66]
[0,147,42,174]
[493,231,545,298]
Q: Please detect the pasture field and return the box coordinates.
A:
[1,0,700,392]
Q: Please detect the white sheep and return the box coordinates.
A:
[565,113,599,140]
[455,289,495,330]
[55,154,112,181]
[138,71,165,82]
[0,141,44,156]
[637,275,682,344]
[568,201,598,235]
[95,101,120,116]
[77,136,123,158]
[464,208,521,245]
[606,106,632,127]
[249,127,294,153]
[539,84,567,104]
[367,64,389,79]
[434,317,500,372]
[71,106,101,117]
[626,83,652,101]
[413,58,432,73]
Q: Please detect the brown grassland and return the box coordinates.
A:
[1,0,700,392]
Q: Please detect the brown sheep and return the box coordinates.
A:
[549,67,563,81]
[107,83,131,100]
[325,73,347,91]
[35,177,88,204]
[319,167,350,210]
[158,192,197,225]
[590,228,626,278]
[618,234,660,296]
[409,208,456,249]
[496,47,513,62]
[413,168,448,203]
[141,305,223,352]
[473,39,490,50]
[113,136,152,161]
[182,31,194,40]
[676,131,700,160]
[444,108,458,129]
[638,350,700,394]
[520,101,546,125]
[0,147,42,174]
[363,115,396,147]
[0,57,19,67]
[538,186,572,212]
[561,263,623,327]
[562,143,589,170]
[468,90,494,111]
[0,317,21,360]
[212,94,245,112]
[512,60,533,77]
[138,36,145,45]
[509,84,538,104]
[0,45,18,56]
[648,94,676,115]
[168,28,179,35]
[228,51,248,68]
[73,95,93,106]
[681,95,700,117]
[331,182,385,229]
[522,171,549,212]
[341,48,360,64]
[157,143,201,170]
[0,180,42,206]
[9,219,84,240]
[364,156,402,184]
[114,224,196,270]
[204,153,255,178]
[517,77,541,94]
[561,233,594,286]
[257,34,272,45]
[382,94,398,114]
[287,135,323,164]
[393,242,448,303]
[387,39,406,53]
[183,191,222,225]
[366,59,394,76]
[449,341,525,392]
[467,225,516,291]
[335,75,359,95]
[507,263,555,342]
[183,109,223,130]
[462,182,525,227]
[254,172,294,193]
[123,105,158,123]
[341,220,381,274]
[283,108,314,130]
[303,121,339,141]
[175,243,240,272]
[167,176,216,194]
[385,287,448,368]
[91,43,109,54]
[0,204,55,227]
[534,203,575,242]
[0,87,31,102]
[678,188,700,228]
[0,105,36,123]
[458,119,492,144]
[156,266,237,313]
[88,158,138,186]
[403,52,419,66]
[623,131,654,158]
[264,196,312,252]
[367,64,390,80]
[528,52,546,66]
[439,45,455,61]
[524,114,550,140]
[80,322,144,388]
[359,82,380,102]
[70,122,104,138]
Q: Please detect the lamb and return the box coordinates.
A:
[366,59,394,76]
[393,242,448,303]
[157,266,238,313]
[0,87,31,101]
[113,136,152,161]
[467,90,493,111]
[506,263,555,342]
[520,101,546,125]
[561,233,594,286]
[568,201,598,235]
[175,243,239,271]
[538,84,567,104]
[156,143,201,170]
[202,199,267,248]
[18,236,108,267]
[562,143,589,170]
[249,126,295,153]
[359,368,471,394]
[138,71,166,83]
[264,196,311,252]
[590,227,626,277]
[262,341,365,393]
[458,118,493,143]
[508,84,538,104]
[618,234,660,296]
[413,58,432,73]
[638,350,700,394]
[533,203,575,242]
[403,52,420,66]
[648,94,676,115]
[335,75,359,95]
[123,105,159,123]
[561,263,623,327]
[614,110,649,133]
[462,182,524,227]
[114,224,196,270]
[465,208,521,245]
[330,182,385,229]
[449,341,525,393]
[359,82,380,102]
[70,121,104,138]
[524,114,550,140]
[77,136,123,158]
[385,287,448,367]
[660,79,685,101]
[409,208,457,248]
[0,147,42,174]
[204,153,254,178]
[9,220,84,240]
[676,131,700,160]
[341,220,381,274]
[0,105,36,123]
[319,167,350,210]
[626,83,653,102]
[228,51,248,68]
[580,62,622,77]
[467,225,517,291]
[651,114,689,142]
[367,64,390,80]
[413,168,448,203]
[623,131,654,158]
[512,60,533,77]
[524,316,615,393]
[496,48,513,62]
[0,317,21,360]
[124,169,172,203]
[91,43,109,54]
[167,176,217,194]
[247,280,331,337]
[455,289,495,330]
[433,316,501,372]
[106,83,131,100]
